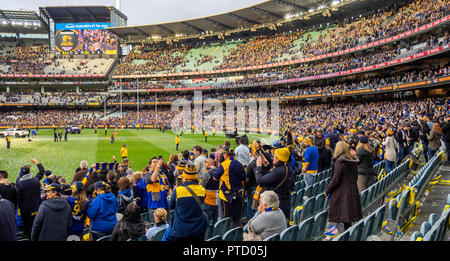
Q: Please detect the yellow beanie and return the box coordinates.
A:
[274,147,290,163]
[182,164,197,180]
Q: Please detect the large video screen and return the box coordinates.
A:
[54,23,118,55]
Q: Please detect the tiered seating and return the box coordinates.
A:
[385,149,445,239]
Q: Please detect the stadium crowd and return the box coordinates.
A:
[0,95,449,241]
[112,0,449,75]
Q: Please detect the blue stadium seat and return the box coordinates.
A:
[206,235,222,241]
[290,192,297,210]
[213,217,232,237]
[300,197,316,221]
[304,185,313,198]
[360,190,368,208]
[410,231,423,241]
[222,227,243,241]
[332,229,350,241]
[153,227,167,241]
[96,235,111,241]
[298,217,314,241]
[314,194,326,214]
[310,210,328,240]
[428,213,439,226]
[263,233,280,241]
[372,205,386,236]
[295,189,305,207]
[140,212,150,222]
[348,221,364,241]
[280,226,299,241]
[420,222,432,236]
[360,214,375,241]
[205,225,214,240]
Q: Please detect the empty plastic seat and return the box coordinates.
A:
[301,197,316,221]
[372,205,386,236]
[310,210,328,240]
[360,214,375,241]
[428,213,439,226]
[263,233,280,241]
[298,217,314,241]
[213,217,232,237]
[314,194,326,214]
[222,227,243,241]
[96,235,111,241]
[280,226,299,241]
[295,189,305,207]
[348,221,364,241]
[206,235,222,241]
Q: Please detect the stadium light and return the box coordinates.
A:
[309,8,315,13]
[332,0,341,5]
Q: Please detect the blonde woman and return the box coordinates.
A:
[325,141,362,234]
[145,208,169,241]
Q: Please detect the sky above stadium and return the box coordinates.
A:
[3,0,264,26]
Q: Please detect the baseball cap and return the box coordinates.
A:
[94,181,107,191]
[70,181,84,194]
[360,136,369,144]
[44,183,61,193]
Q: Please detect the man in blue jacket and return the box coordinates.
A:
[87,181,119,241]
[168,164,209,241]
[31,183,72,241]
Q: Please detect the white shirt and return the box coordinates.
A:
[235,144,251,166]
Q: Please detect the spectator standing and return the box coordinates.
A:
[356,136,375,192]
[144,157,170,223]
[67,182,90,239]
[383,128,398,174]
[428,123,443,157]
[235,137,251,168]
[0,195,16,241]
[0,170,17,206]
[31,183,72,241]
[213,149,246,228]
[193,146,207,182]
[441,115,450,163]
[302,137,320,186]
[325,141,362,232]
[202,158,219,227]
[168,164,209,241]
[16,159,46,239]
[255,146,294,220]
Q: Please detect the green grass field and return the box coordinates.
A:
[0,128,277,182]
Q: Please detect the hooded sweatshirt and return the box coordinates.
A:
[87,192,118,233]
[111,218,145,241]
[31,198,72,241]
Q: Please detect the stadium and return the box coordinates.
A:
[0,0,449,246]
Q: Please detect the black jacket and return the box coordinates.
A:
[442,122,450,142]
[16,163,45,214]
[31,197,72,241]
[111,219,145,241]
[255,163,294,218]
[0,179,17,206]
[356,147,375,176]
[0,196,16,241]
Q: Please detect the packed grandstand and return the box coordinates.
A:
[0,0,449,244]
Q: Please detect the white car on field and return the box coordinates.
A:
[0,128,29,138]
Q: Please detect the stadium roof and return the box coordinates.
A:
[106,0,391,43]
[39,6,127,24]
[0,10,48,34]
